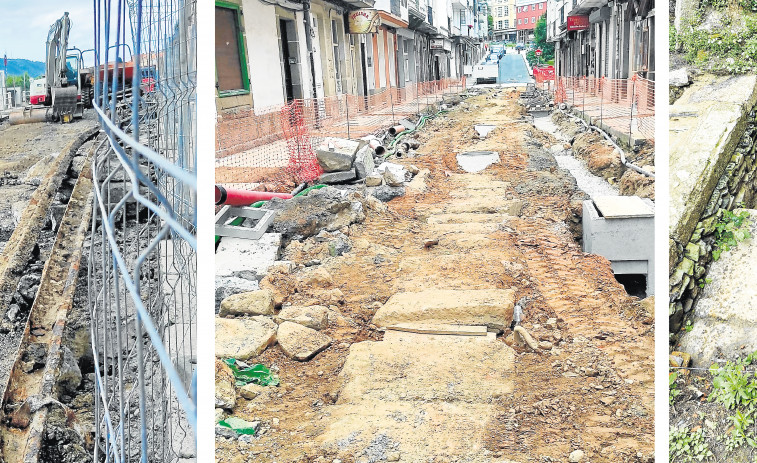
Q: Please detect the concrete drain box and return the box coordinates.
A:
[582,196,655,296]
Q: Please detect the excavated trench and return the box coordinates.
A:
[0,124,100,463]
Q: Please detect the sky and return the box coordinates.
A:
[0,1,132,65]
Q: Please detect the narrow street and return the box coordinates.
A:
[215,89,654,463]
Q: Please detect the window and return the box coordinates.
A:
[518,19,521,24]
[497,20,503,29]
[215,2,249,95]
[503,5,508,15]
[517,6,520,12]
[331,19,342,92]
[497,7,503,16]
[539,2,543,8]
[531,16,535,23]
[504,19,509,27]
[531,4,535,10]
[404,41,410,81]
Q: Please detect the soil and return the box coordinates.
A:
[0,116,97,252]
[0,118,98,462]
[670,368,757,462]
[550,112,655,200]
[215,89,655,462]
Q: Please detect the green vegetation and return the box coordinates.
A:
[710,353,757,451]
[671,372,682,405]
[670,427,714,462]
[709,352,757,409]
[673,9,757,73]
[671,353,757,461]
[4,73,34,92]
[712,209,751,261]
[526,16,554,66]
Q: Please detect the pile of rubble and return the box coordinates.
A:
[214,185,394,438]
[519,84,554,112]
[314,136,428,205]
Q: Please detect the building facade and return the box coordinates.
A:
[546,0,655,80]
[515,0,546,44]
[490,0,516,42]
[215,0,485,113]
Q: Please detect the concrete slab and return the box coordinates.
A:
[372,289,515,330]
[669,75,757,245]
[679,209,757,366]
[583,199,655,295]
[593,195,654,218]
[215,233,281,280]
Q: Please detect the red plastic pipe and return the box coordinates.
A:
[215,185,293,206]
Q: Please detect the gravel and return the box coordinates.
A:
[533,114,618,198]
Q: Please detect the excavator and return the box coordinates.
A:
[10,12,87,124]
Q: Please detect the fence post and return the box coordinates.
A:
[417,81,420,116]
[390,89,395,124]
[599,77,604,128]
[581,76,585,116]
[345,93,351,139]
[629,75,636,147]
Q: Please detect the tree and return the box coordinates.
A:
[488,14,494,33]
[526,16,554,66]
[5,72,32,91]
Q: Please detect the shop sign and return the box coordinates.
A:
[347,9,380,34]
[566,15,590,31]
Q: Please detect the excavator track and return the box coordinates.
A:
[0,130,99,463]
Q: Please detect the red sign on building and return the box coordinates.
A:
[566,15,590,31]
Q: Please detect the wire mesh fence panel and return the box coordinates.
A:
[90,0,197,461]
[215,77,465,192]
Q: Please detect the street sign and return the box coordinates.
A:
[535,48,542,56]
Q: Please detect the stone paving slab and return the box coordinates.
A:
[669,75,757,246]
[338,331,513,404]
[679,209,757,366]
[320,329,515,462]
[372,288,515,331]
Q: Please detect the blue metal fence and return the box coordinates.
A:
[89,0,197,461]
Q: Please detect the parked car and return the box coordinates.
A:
[515,43,525,51]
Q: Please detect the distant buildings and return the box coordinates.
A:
[515,0,546,44]
[215,0,488,113]
[546,0,655,80]
[490,0,516,42]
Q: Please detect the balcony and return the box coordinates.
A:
[568,0,607,15]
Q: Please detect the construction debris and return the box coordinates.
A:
[277,321,332,361]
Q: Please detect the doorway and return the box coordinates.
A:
[278,18,302,101]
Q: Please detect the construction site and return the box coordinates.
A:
[0,1,197,462]
[214,45,656,462]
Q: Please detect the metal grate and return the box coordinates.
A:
[89,0,197,461]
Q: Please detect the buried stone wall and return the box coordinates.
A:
[669,75,757,339]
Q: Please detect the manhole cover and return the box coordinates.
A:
[456,151,500,173]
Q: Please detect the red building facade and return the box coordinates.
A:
[515,0,546,43]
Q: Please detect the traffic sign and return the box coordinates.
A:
[535,48,542,56]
